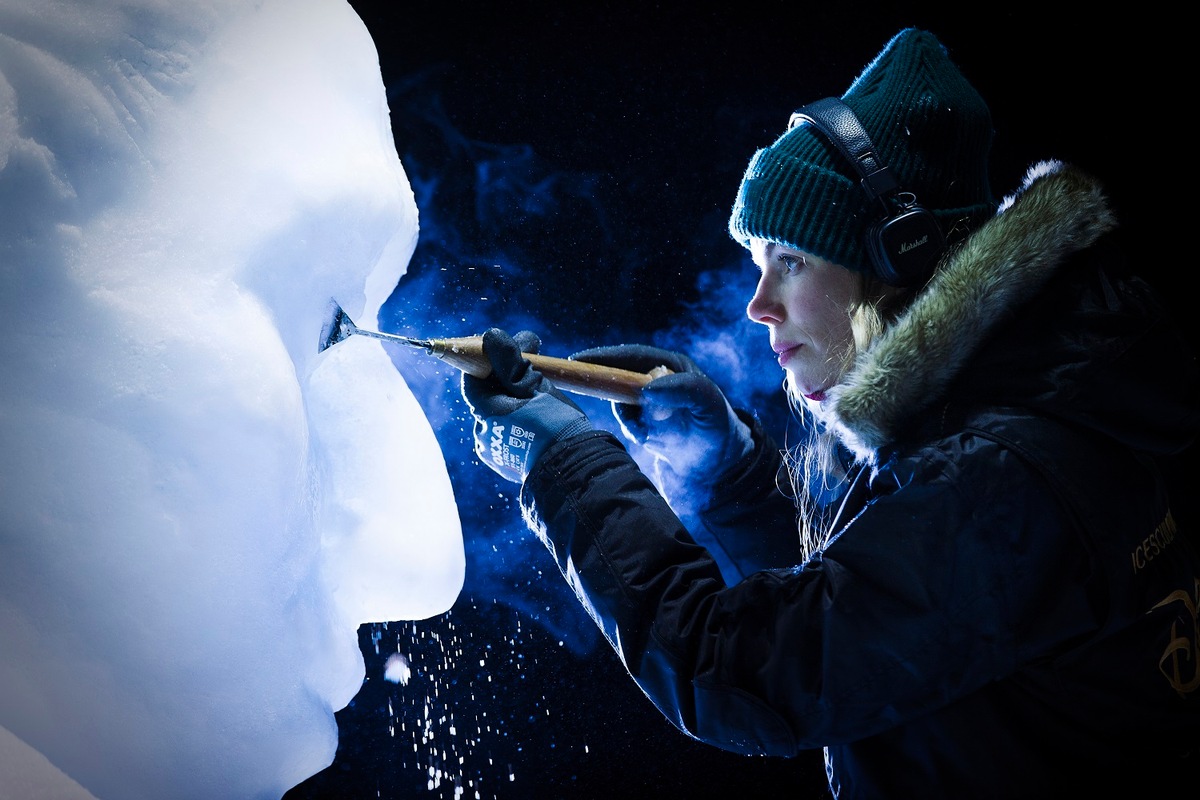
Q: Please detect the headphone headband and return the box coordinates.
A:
[787,97,944,287]
[788,98,898,208]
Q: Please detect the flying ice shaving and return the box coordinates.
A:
[0,1,464,798]
[384,652,412,685]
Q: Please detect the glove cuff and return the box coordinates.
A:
[486,393,593,482]
[530,416,594,471]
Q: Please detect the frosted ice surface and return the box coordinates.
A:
[0,1,465,798]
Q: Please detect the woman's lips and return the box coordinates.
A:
[774,343,827,401]
[775,343,800,367]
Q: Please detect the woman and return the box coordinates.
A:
[461,28,1200,798]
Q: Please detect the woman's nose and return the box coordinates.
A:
[746,272,782,325]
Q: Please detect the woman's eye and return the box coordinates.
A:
[778,254,804,273]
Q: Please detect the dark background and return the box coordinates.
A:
[287,4,1164,799]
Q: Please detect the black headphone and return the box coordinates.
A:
[787,97,944,287]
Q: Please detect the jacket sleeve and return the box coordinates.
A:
[520,429,802,756]
[691,410,805,579]
[520,428,1097,756]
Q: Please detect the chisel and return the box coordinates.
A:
[318,300,666,405]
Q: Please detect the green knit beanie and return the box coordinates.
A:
[728,28,997,274]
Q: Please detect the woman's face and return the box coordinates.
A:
[746,238,863,402]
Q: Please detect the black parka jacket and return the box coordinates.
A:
[520,162,1200,798]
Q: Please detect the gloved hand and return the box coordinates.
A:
[568,343,753,485]
[461,328,593,484]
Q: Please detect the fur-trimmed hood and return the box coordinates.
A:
[826,160,1196,464]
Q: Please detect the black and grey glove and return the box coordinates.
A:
[568,343,752,485]
[461,329,593,484]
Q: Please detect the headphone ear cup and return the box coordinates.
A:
[866,204,945,287]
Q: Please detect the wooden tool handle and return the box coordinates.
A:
[429,336,665,405]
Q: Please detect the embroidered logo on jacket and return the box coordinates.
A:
[1153,577,1200,699]
[1131,511,1177,574]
